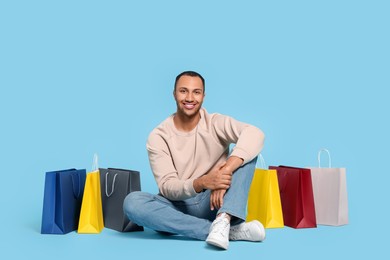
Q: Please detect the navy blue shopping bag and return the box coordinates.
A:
[41,169,86,234]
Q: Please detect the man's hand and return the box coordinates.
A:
[210,189,227,210]
[193,156,244,210]
[193,161,232,192]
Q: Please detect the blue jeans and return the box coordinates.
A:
[123,157,257,240]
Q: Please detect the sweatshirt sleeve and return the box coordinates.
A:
[146,132,197,201]
[212,114,265,164]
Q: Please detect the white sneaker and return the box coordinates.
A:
[229,220,266,242]
[206,213,230,250]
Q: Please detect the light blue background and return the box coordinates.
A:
[1,0,389,259]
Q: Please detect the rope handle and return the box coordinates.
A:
[70,172,81,198]
[256,154,266,169]
[92,153,99,171]
[105,171,118,197]
[318,148,332,168]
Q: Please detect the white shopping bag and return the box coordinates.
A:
[307,149,348,226]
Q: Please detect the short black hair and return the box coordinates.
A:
[174,71,205,93]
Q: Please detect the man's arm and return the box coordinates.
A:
[194,155,244,210]
[212,114,264,165]
[193,156,243,193]
[201,114,265,210]
[147,133,199,201]
[194,115,264,193]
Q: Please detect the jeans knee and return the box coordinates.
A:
[123,191,149,220]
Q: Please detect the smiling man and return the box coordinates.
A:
[124,71,266,250]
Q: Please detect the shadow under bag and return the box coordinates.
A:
[99,168,144,232]
[41,169,86,234]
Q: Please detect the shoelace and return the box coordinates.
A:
[210,218,230,237]
[229,225,250,240]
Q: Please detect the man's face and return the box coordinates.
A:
[174,75,205,118]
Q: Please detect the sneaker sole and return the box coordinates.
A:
[206,237,229,250]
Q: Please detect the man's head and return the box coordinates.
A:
[173,71,205,119]
[174,71,205,93]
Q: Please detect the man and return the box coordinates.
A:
[124,71,265,250]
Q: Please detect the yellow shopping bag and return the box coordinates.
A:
[78,154,104,233]
[247,155,284,228]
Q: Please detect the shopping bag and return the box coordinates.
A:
[269,165,317,228]
[41,168,86,234]
[78,154,104,233]
[247,155,284,228]
[307,149,348,226]
[100,168,144,232]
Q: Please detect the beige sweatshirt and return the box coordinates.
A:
[146,108,265,201]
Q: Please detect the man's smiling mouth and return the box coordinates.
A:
[183,103,196,109]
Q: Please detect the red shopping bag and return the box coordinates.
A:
[269,166,317,229]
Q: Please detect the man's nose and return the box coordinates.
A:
[185,92,194,101]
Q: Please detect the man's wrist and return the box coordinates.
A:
[224,156,244,173]
[193,176,204,193]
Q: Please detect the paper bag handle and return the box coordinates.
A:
[92,153,99,171]
[318,149,332,168]
[105,171,118,197]
[70,173,82,198]
[256,154,266,169]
